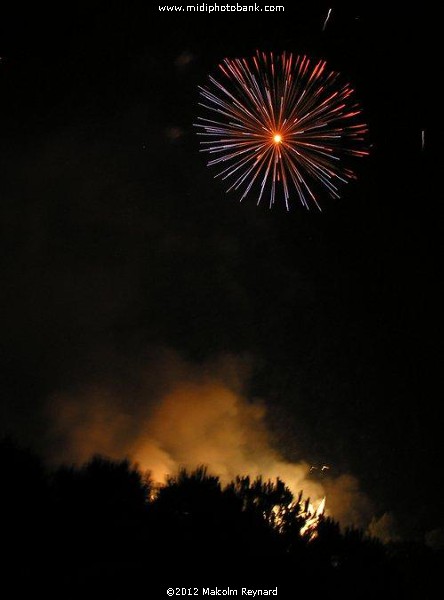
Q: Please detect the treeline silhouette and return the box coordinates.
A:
[1,439,440,594]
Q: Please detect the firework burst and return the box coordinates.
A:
[195,51,369,210]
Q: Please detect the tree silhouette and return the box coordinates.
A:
[1,438,50,568]
[51,455,152,564]
[1,440,434,593]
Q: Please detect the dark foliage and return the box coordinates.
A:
[1,440,441,594]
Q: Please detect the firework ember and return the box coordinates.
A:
[195,51,369,210]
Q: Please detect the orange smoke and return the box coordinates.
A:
[135,382,323,503]
[46,352,372,528]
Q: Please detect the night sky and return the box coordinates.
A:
[0,5,440,539]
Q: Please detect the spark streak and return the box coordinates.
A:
[322,8,332,31]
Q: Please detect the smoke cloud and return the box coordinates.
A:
[46,351,372,528]
[368,512,400,544]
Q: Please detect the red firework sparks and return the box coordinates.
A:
[195,51,369,210]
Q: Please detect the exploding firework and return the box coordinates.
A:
[195,51,369,210]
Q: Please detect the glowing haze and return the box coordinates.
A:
[46,352,372,528]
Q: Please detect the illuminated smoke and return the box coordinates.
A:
[368,512,400,543]
[46,352,372,528]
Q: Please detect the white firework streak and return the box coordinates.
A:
[322,8,332,32]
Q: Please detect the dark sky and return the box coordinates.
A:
[0,4,440,538]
